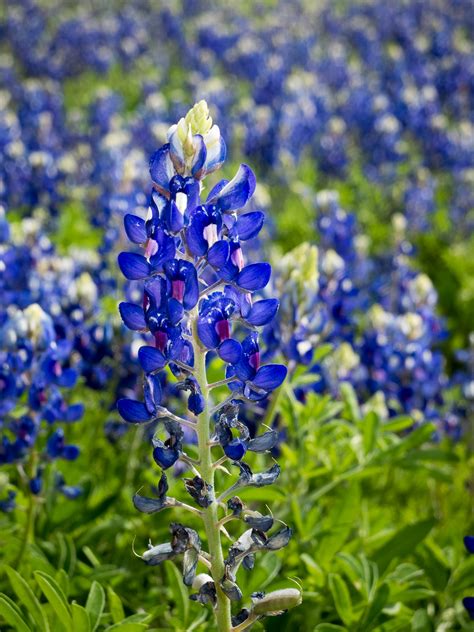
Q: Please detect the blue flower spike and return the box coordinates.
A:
[116,101,299,630]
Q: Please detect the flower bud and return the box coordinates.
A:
[251,588,302,615]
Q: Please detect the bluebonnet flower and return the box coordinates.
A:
[117,101,298,629]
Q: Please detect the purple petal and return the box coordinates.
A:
[138,346,167,372]
[236,212,264,240]
[252,365,287,391]
[237,263,271,291]
[246,299,279,326]
[124,214,147,244]
[118,252,150,280]
[117,398,153,423]
[119,302,146,331]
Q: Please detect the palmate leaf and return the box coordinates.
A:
[4,565,50,631]
[34,571,72,630]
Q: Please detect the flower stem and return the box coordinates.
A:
[192,316,232,632]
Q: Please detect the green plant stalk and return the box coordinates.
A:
[192,315,232,631]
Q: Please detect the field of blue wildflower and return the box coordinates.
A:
[1,1,473,630]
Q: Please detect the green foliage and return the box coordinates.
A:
[0,568,152,631]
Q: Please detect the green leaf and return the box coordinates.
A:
[411,608,430,631]
[0,593,32,632]
[328,573,353,627]
[34,571,72,629]
[362,411,379,455]
[314,625,347,632]
[382,416,414,433]
[165,562,189,625]
[301,554,325,587]
[361,583,390,630]
[4,565,50,631]
[372,519,436,574]
[72,603,91,632]
[104,625,147,632]
[85,581,106,631]
[340,382,361,421]
[107,587,125,624]
[317,482,360,567]
[105,615,151,631]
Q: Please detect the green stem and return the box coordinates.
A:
[192,317,232,632]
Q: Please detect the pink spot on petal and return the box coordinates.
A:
[231,246,244,271]
[155,330,168,353]
[172,279,185,302]
[216,319,230,341]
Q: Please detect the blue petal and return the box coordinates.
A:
[188,392,205,415]
[149,144,175,197]
[252,365,287,391]
[133,493,167,512]
[235,212,264,240]
[207,240,230,267]
[138,346,167,372]
[63,445,80,460]
[197,319,219,349]
[207,179,229,201]
[65,403,84,422]
[168,298,185,325]
[203,135,226,175]
[464,536,474,554]
[124,214,147,244]
[183,265,199,310]
[153,445,180,469]
[463,597,474,619]
[59,485,82,499]
[164,200,184,233]
[118,252,150,280]
[246,299,279,326]
[149,233,176,270]
[57,368,77,388]
[223,438,247,461]
[117,398,153,423]
[214,164,256,212]
[169,130,185,173]
[186,214,208,256]
[237,263,271,291]
[218,339,242,364]
[119,302,146,330]
[144,374,162,412]
[191,134,207,178]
